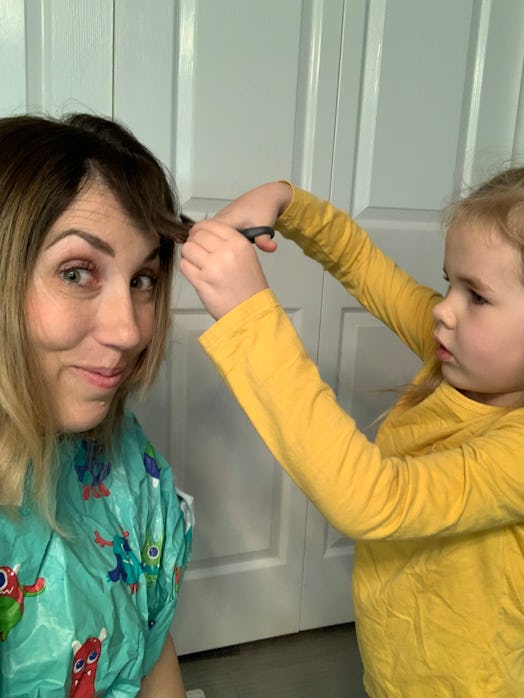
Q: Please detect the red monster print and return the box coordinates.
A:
[69,627,107,697]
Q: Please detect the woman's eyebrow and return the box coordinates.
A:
[46,228,160,264]
[46,228,115,256]
[144,246,160,263]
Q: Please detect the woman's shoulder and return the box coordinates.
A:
[115,411,161,471]
[119,410,168,451]
[120,409,147,443]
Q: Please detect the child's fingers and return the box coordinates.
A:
[189,219,277,255]
[180,238,211,270]
[190,218,244,244]
[254,235,278,253]
[180,230,268,320]
[191,219,278,252]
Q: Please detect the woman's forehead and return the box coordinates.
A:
[55,180,157,240]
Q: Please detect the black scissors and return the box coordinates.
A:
[239,226,275,243]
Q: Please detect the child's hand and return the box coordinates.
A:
[180,219,270,320]
[213,181,293,254]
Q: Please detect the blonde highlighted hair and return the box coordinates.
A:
[0,113,190,525]
[398,165,524,410]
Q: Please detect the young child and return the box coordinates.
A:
[0,113,193,697]
[180,169,524,697]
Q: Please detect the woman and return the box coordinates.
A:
[0,113,192,697]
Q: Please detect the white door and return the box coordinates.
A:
[132,0,329,654]
[2,0,523,655]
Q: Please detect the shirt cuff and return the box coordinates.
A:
[199,288,279,353]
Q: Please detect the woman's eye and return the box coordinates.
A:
[60,266,92,285]
[131,273,156,291]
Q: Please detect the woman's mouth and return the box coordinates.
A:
[74,366,126,390]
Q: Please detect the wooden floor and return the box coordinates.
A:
[180,623,367,698]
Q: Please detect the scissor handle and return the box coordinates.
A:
[239,226,275,243]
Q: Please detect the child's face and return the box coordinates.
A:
[25,182,160,432]
[433,220,524,407]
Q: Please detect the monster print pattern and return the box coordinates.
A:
[0,564,45,641]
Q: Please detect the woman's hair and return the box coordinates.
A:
[0,113,190,523]
[399,165,524,410]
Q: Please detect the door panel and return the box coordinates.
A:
[176,0,304,205]
[147,306,311,653]
[0,0,26,114]
[113,0,177,167]
[26,0,113,116]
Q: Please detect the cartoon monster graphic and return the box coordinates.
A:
[141,531,163,586]
[0,564,45,641]
[143,441,161,487]
[74,439,111,500]
[69,627,107,698]
[94,528,143,594]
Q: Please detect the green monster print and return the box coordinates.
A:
[141,531,163,586]
[0,564,46,641]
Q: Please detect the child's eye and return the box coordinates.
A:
[470,289,487,305]
[131,273,157,291]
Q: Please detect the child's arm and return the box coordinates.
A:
[275,186,441,360]
[197,290,524,539]
[183,189,524,538]
[138,634,186,697]
[184,182,440,360]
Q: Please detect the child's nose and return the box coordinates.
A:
[432,294,456,329]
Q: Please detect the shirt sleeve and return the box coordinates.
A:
[198,285,524,541]
[276,185,442,362]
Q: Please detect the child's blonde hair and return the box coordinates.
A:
[0,113,190,525]
[399,166,524,410]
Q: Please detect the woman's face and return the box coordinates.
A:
[25,181,160,432]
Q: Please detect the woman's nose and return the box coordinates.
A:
[96,289,142,350]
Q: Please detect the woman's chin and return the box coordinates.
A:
[55,401,111,434]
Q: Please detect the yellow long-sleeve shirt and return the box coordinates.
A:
[199,186,524,697]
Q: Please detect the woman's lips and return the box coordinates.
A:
[74,366,126,390]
